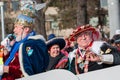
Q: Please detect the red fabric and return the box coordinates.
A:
[55,58,68,69]
[2,52,23,80]
[61,50,68,57]
[117,47,120,52]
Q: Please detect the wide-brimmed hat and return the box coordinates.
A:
[111,34,120,44]
[69,24,100,41]
[46,34,66,50]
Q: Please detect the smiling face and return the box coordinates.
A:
[76,31,93,49]
[48,44,60,57]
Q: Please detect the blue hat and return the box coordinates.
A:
[46,34,66,50]
[47,34,56,40]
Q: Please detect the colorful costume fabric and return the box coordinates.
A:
[68,49,103,74]
[46,53,64,70]
[1,1,48,79]
[46,34,68,71]
[2,51,23,80]
[100,42,120,68]
[19,35,49,76]
[2,35,49,80]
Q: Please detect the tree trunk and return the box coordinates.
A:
[35,0,47,39]
[77,0,87,26]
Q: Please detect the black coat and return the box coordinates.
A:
[69,58,103,74]
[100,43,120,68]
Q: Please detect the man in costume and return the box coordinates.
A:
[68,24,120,75]
[68,24,103,75]
[1,1,49,80]
[88,37,120,68]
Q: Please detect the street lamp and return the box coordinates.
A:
[0,2,5,40]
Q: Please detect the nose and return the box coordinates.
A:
[82,34,86,40]
[13,27,16,33]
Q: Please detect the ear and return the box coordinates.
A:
[48,51,50,53]
[24,27,30,33]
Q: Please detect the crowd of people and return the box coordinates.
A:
[0,1,120,80]
[1,21,120,79]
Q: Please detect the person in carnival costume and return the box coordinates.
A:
[46,34,68,71]
[1,1,49,80]
[68,24,103,75]
[68,24,120,75]
[88,31,120,68]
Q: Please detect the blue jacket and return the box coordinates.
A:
[19,35,49,76]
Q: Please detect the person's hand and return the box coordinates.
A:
[86,53,101,62]
[85,50,95,61]
[3,48,9,56]
[3,65,9,73]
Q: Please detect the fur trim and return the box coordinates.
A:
[90,41,105,55]
[28,35,46,41]
[68,49,77,64]
[19,43,29,77]
[101,54,113,64]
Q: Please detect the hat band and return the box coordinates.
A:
[15,19,33,27]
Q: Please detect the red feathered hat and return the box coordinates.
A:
[69,24,100,41]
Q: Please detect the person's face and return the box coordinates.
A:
[116,43,120,48]
[49,44,60,57]
[13,24,28,41]
[76,31,92,49]
[13,24,24,36]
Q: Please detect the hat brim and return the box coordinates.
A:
[115,39,120,43]
[112,34,120,44]
[46,37,66,50]
[69,27,99,41]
